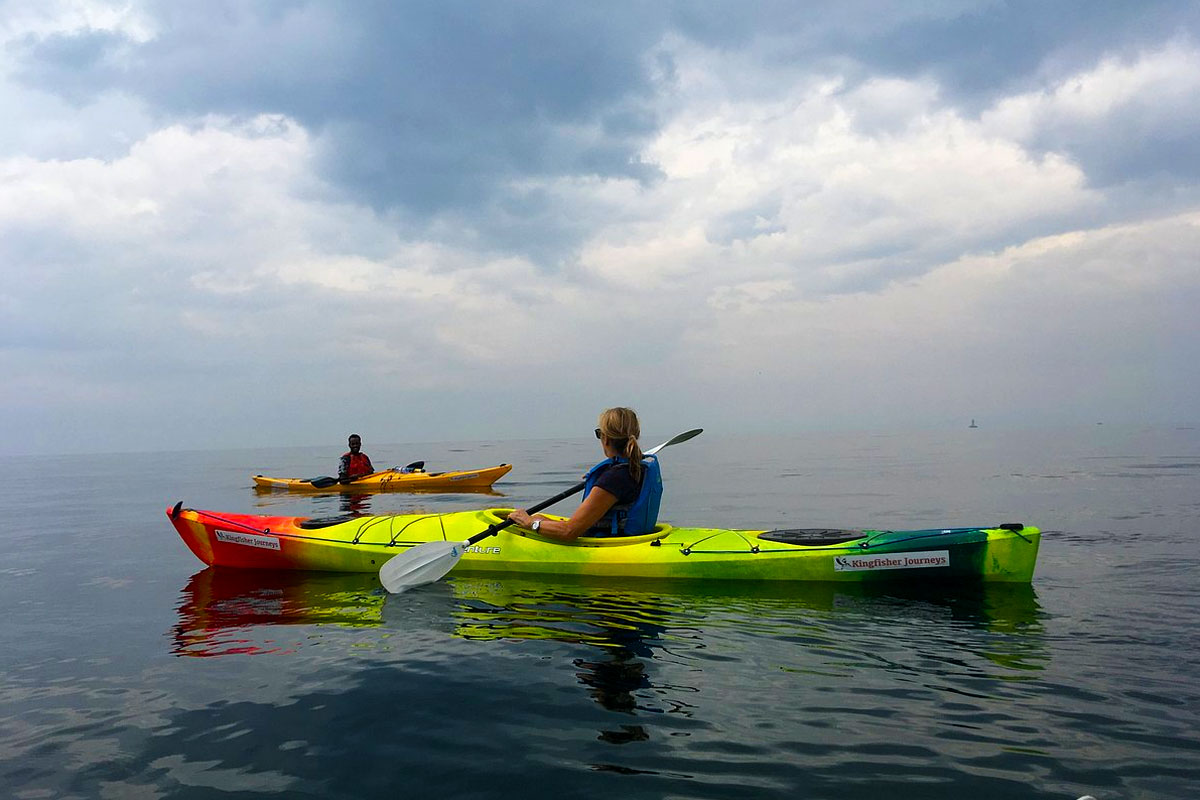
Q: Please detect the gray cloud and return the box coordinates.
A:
[828,1,1199,102]
[3,1,1199,455]
[11,0,1196,260]
[14,2,666,223]
[1033,98,1200,188]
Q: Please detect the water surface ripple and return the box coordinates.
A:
[2,425,1198,798]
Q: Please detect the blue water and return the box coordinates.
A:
[2,426,1198,798]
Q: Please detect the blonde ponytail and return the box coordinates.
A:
[597,407,644,482]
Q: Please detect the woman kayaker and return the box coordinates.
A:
[507,407,662,541]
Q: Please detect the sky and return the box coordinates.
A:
[2,0,1198,456]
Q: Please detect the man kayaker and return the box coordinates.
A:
[338,434,375,482]
[508,407,662,540]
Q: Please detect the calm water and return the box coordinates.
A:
[2,426,1198,799]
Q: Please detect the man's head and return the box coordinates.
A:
[348,434,362,453]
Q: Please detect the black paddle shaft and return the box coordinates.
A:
[461,428,702,547]
[465,480,586,545]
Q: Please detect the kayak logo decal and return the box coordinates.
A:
[449,473,480,481]
[215,530,281,551]
[463,545,500,555]
[834,550,949,571]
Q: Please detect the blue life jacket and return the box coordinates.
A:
[582,454,663,536]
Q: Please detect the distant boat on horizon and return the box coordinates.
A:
[969,419,978,428]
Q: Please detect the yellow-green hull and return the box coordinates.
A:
[168,506,1041,583]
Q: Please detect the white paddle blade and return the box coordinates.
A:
[646,428,702,455]
[379,540,466,594]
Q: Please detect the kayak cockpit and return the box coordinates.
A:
[480,508,674,547]
[298,514,362,530]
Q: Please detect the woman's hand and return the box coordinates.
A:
[507,509,533,528]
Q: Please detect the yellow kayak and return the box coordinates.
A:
[252,463,512,492]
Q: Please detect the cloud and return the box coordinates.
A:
[0,0,155,43]
[983,39,1200,185]
[821,0,1200,106]
[0,1,156,160]
[0,112,609,417]
[564,41,1097,297]
[7,1,667,231]
[10,1,1193,256]
[1,2,1198,454]
[673,211,1200,427]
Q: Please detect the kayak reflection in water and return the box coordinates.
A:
[338,433,375,482]
[448,577,673,743]
[508,407,663,541]
[339,492,372,516]
[575,632,656,745]
[574,609,667,746]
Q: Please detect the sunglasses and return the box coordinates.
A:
[594,428,603,439]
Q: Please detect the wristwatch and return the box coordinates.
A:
[531,519,541,532]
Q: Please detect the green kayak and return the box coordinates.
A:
[168,505,1041,583]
